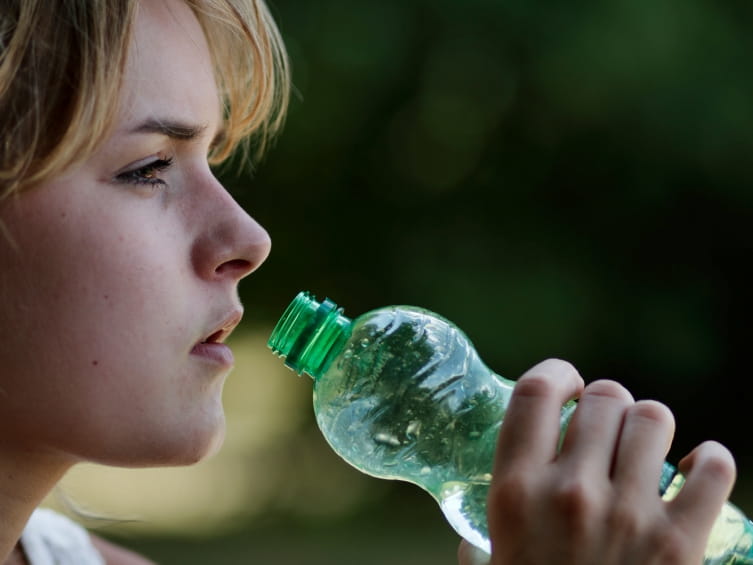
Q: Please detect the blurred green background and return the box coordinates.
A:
[63,0,753,562]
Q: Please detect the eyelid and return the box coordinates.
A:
[114,154,174,186]
[114,154,171,177]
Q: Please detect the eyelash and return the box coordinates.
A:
[116,157,174,187]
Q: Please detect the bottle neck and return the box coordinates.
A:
[268,291,352,379]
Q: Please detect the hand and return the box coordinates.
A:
[457,359,736,565]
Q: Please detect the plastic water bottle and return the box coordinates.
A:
[267,291,753,562]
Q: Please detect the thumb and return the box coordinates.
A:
[457,540,491,565]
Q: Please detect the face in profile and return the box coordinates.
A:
[0,0,271,468]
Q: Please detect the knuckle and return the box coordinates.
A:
[605,500,641,538]
[693,441,737,484]
[487,472,533,527]
[539,357,577,374]
[582,379,633,403]
[551,477,596,534]
[628,400,675,428]
[513,373,559,399]
[649,528,692,564]
[515,359,582,398]
[530,357,577,373]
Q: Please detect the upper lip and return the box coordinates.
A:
[200,309,243,345]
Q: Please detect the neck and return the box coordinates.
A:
[0,443,72,562]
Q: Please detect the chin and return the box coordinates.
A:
[166,417,227,466]
[184,424,226,464]
[157,395,228,466]
[92,416,228,468]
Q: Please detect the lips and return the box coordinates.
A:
[190,341,234,366]
[202,310,243,343]
[190,309,243,367]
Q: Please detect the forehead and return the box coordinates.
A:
[117,0,221,132]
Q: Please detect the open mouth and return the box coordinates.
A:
[202,329,225,344]
[196,309,242,347]
[192,327,236,367]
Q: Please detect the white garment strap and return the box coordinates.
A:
[20,508,105,565]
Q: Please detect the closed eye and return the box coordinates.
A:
[115,157,174,187]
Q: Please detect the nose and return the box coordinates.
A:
[190,177,271,282]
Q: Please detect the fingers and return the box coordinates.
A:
[457,540,491,565]
[611,400,675,496]
[484,358,736,565]
[669,441,736,533]
[558,380,634,476]
[493,359,584,474]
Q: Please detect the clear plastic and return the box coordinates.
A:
[268,291,753,562]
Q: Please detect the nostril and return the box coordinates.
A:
[215,258,252,277]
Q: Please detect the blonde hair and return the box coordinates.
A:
[0,0,290,200]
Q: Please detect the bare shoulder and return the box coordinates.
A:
[89,534,157,565]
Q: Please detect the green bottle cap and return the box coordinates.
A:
[268,291,352,378]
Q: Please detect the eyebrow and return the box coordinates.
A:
[130,118,225,147]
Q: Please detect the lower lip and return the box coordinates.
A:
[190,343,235,367]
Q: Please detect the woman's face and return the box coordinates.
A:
[0,0,270,466]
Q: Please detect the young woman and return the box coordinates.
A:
[0,1,285,562]
[0,1,736,564]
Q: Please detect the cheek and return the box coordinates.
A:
[0,239,170,404]
[0,196,193,413]
[54,237,194,387]
[0,162,228,465]
[0,230,225,465]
